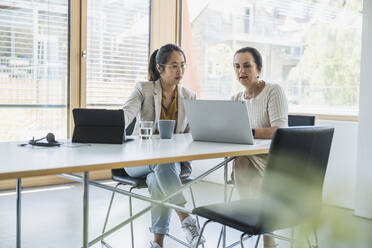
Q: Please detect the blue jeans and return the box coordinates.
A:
[124,162,186,234]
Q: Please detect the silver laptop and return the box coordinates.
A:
[184,99,254,144]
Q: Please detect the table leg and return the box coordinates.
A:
[16,178,21,248]
[223,159,228,248]
[83,172,89,248]
[63,157,236,247]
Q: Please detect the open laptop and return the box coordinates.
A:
[183,99,254,144]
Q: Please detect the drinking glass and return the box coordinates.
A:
[139,121,153,139]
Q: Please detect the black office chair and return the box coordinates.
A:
[222,114,316,245]
[222,115,317,245]
[227,115,316,195]
[288,114,315,127]
[101,118,200,248]
[192,126,334,248]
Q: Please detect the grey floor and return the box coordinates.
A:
[0,180,371,248]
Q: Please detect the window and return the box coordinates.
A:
[244,7,252,34]
[0,0,69,141]
[86,0,150,109]
[183,0,362,116]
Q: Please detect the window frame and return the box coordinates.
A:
[69,0,181,137]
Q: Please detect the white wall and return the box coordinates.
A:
[191,119,359,210]
[318,120,358,209]
[355,0,372,219]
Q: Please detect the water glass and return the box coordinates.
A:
[139,121,153,139]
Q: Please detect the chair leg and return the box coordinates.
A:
[290,227,295,248]
[305,226,319,248]
[188,186,205,248]
[254,235,260,248]
[216,227,224,248]
[216,185,235,247]
[313,226,319,248]
[240,233,253,248]
[101,183,121,246]
[129,187,135,248]
[189,187,200,227]
[228,185,235,202]
[195,220,212,247]
[306,234,312,248]
[240,233,245,248]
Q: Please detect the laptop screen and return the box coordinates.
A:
[183,100,254,144]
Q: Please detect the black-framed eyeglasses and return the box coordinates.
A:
[159,63,187,71]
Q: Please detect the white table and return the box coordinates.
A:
[0,134,271,248]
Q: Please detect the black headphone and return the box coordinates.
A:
[28,133,60,147]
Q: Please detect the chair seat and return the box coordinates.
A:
[192,199,317,235]
[112,168,194,189]
[112,173,148,188]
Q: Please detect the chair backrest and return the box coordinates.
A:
[112,117,137,177]
[260,126,334,222]
[288,114,315,127]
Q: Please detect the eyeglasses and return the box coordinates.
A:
[160,63,187,71]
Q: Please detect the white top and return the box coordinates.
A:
[0,134,271,180]
[231,82,288,175]
[231,82,288,128]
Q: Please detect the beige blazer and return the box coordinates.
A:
[123,80,196,134]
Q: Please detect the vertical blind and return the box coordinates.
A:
[0,0,69,141]
[86,0,150,108]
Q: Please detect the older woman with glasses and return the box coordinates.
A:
[122,44,205,248]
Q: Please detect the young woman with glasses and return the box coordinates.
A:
[122,44,205,248]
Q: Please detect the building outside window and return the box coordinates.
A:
[184,0,362,116]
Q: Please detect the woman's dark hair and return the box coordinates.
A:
[148,44,186,81]
[234,47,262,73]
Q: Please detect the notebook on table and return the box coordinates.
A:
[183,99,254,144]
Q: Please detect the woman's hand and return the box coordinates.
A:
[252,127,278,139]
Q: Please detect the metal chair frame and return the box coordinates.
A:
[101,177,201,248]
[99,117,203,247]
[198,219,319,248]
